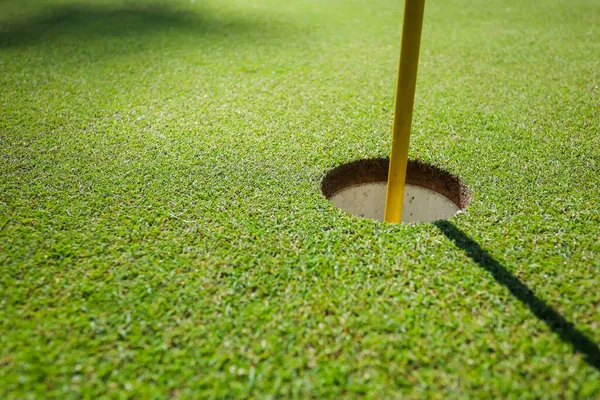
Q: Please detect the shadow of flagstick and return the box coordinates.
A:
[434,220,600,371]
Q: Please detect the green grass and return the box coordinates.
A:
[1,0,599,397]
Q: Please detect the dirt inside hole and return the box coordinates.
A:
[321,158,471,222]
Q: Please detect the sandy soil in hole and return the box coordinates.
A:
[329,182,460,222]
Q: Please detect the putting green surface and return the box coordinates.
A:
[1,0,599,397]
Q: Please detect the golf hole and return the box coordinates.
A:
[322,158,471,223]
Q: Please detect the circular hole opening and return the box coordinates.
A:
[322,158,471,223]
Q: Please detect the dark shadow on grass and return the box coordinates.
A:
[435,220,600,371]
[0,3,280,48]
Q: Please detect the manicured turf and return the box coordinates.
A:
[1,0,599,397]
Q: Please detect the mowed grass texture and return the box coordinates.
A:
[1,0,599,397]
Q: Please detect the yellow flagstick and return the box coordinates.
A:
[384,0,426,223]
